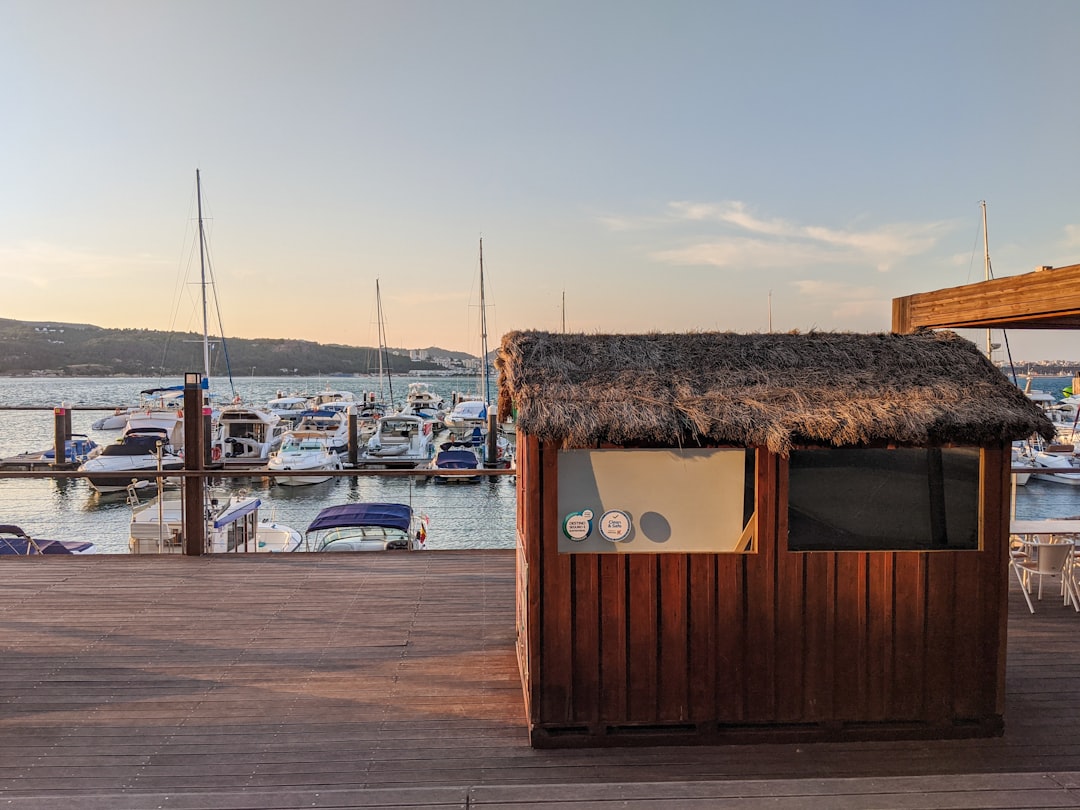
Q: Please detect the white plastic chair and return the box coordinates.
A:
[1011,538,1079,613]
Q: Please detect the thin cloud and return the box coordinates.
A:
[641,201,955,273]
[653,238,849,269]
[1063,224,1080,248]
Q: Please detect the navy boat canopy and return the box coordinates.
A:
[306,503,412,534]
[434,449,478,469]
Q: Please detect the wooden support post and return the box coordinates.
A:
[182,373,205,556]
[52,406,66,467]
[202,406,213,467]
[348,407,358,467]
[486,412,498,467]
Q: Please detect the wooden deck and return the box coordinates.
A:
[3,551,1080,808]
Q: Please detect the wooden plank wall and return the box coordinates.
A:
[521,441,1010,747]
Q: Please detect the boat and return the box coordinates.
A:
[92,385,187,431]
[0,524,96,555]
[13,433,99,466]
[310,387,356,409]
[300,502,427,552]
[129,489,302,553]
[362,413,434,467]
[291,408,349,454]
[1032,450,1080,485]
[123,408,186,452]
[442,397,490,434]
[266,433,343,486]
[354,392,386,441]
[78,427,184,493]
[442,237,513,468]
[213,404,287,465]
[428,440,480,483]
[1011,442,1037,486]
[400,381,446,426]
[266,395,311,427]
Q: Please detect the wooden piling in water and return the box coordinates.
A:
[182,374,205,555]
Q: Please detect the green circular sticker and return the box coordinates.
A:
[562,509,594,541]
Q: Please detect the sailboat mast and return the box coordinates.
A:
[982,200,992,360]
[376,279,393,405]
[196,169,211,383]
[479,238,490,405]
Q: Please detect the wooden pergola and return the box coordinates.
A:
[893,262,1080,332]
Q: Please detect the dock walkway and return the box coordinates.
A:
[3,551,1080,808]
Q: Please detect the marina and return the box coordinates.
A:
[3,372,1080,554]
[0,375,516,554]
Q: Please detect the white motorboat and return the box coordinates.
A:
[266,395,311,427]
[310,388,356,409]
[78,428,183,493]
[129,490,302,553]
[214,405,287,465]
[1032,450,1080,485]
[124,408,186,451]
[292,408,349,454]
[92,385,185,430]
[442,397,490,433]
[1012,442,1037,486]
[362,413,434,467]
[400,382,446,425]
[266,434,343,486]
[300,502,427,552]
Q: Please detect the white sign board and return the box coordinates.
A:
[557,448,751,553]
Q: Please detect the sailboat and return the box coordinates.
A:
[81,170,230,490]
[442,238,513,468]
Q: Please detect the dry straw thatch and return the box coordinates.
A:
[495,330,1055,455]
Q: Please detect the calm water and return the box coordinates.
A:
[2,374,1077,553]
[0,375,516,554]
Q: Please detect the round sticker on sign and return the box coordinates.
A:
[562,510,594,541]
[598,510,632,542]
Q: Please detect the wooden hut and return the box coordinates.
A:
[496,329,1054,748]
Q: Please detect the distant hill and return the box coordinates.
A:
[0,319,477,377]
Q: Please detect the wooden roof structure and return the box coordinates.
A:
[892,262,1080,332]
[496,329,1054,454]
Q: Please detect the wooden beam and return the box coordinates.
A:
[892,263,1080,333]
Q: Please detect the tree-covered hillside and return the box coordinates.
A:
[0,319,475,377]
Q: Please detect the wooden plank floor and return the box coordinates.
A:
[3,551,1080,809]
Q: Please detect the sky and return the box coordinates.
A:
[2,1,1079,362]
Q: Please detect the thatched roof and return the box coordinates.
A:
[495,330,1055,455]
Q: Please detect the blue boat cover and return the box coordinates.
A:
[212,498,261,529]
[434,450,478,469]
[0,526,93,555]
[307,503,412,533]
